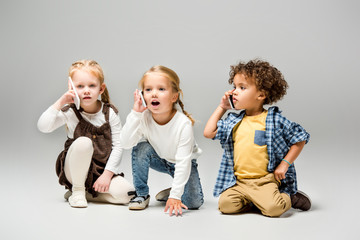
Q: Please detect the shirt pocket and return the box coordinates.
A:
[254,130,266,146]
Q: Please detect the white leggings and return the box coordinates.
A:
[64,137,134,204]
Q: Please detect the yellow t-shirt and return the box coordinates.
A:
[232,110,269,179]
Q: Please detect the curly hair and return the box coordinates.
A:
[228,59,288,105]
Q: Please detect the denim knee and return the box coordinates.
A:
[132,141,154,162]
[184,197,203,210]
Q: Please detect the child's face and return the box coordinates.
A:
[71,69,105,109]
[231,73,265,115]
[143,73,178,116]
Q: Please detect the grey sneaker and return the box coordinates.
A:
[155,188,171,202]
[64,190,72,200]
[129,195,150,210]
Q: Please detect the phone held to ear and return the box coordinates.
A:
[138,89,147,107]
[228,94,235,109]
[69,77,80,110]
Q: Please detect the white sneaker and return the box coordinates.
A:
[129,195,150,210]
[68,191,88,208]
[155,188,171,202]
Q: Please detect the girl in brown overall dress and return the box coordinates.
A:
[38,60,135,208]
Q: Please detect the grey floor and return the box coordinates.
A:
[1,137,358,240]
[1,1,359,239]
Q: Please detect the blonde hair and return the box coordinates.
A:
[69,59,111,103]
[139,65,195,125]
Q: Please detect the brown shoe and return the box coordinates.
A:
[291,190,311,211]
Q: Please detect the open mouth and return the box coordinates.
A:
[83,97,91,100]
[151,100,160,106]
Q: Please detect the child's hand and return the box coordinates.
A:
[274,161,290,182]
[93,170,114,193]
[53,79,77,110]
[133,89,147,113]
[164,198,188,216]
[219,90,234,110]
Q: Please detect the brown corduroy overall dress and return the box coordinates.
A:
[56,103,119,197]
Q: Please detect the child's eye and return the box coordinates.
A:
[240,86,245,90]
[90,84,96,88]
[144,88,151,92]
[159,88,165,91]
[77,85,83,88]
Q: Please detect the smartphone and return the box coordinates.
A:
[69,77,80,110]
[138,89,147,107]
[228,94,235,109]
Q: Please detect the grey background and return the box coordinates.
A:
[1,0,359,239]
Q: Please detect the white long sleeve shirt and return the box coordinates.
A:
[120,110,202,200]
[37,103,123,174]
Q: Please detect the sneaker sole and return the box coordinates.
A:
[70,204,88,208]
[155,188,171,202]
[128,197,150,210]
[129,205,148,210]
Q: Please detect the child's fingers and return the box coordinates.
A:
[177,205,183,216]
[134,89,142,101]
[133,90,141,104]
[181,203,188,210]
[93,182,98,192]
[66,92,75,103]
[225,89,234,97]
[168,205,174,216]
[275,174,280,182]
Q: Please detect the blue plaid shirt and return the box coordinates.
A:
[213,106,310,197]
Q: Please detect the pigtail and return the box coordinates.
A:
[101,87,111,104]
[178,99,195,126]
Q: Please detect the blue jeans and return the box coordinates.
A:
[131,141,204,209]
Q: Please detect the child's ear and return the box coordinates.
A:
[258,91,266,101]
[100,83,106,94]
[172,92,179,103]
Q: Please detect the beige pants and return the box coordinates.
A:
[64,137,134,204]
[218,173,291,217]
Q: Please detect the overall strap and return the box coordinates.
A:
[102,103,110,122]
[102,103,119,122]
[61,103,83,121]
[72,104,83,121]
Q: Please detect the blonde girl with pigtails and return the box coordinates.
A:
[38,59,135,208]
[120,65,204,216]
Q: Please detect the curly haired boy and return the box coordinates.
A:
[204,59,311,217]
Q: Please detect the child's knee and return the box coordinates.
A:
[183,196,203,209]
[108,176,135,202]
[132,141,153,161]
[218,195,242,214]
[261,205,286,217]
[72,137,93,153]
[261,195,291,217]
